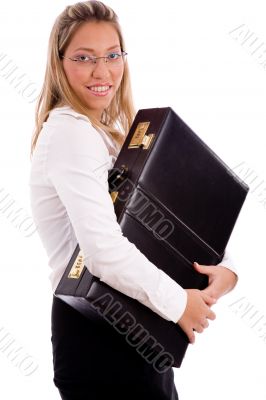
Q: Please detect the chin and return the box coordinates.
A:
[78,92,115,117]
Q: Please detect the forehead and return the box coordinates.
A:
[67,21,121,53]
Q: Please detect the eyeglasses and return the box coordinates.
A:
[60,51,127,67]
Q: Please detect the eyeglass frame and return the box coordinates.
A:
[60,50,128,66]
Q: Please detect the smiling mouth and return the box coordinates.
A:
[87,85,112,94]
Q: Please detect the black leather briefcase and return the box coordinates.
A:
[55,107,249,368]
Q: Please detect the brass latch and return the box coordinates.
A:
[142,133,155,149]
[128,122,155,149]
[110,191,119,203]
[68,249,85,279]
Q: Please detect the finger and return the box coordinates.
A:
[178,322,195,344]
[206,308,216,321]
[187,330,195,344]
[201,318,209,329]
[193,262,214,276]
[201,291,217,305]
[202,285,221,301]
[202,287,217,300]
[193,324,204,334]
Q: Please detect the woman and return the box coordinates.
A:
[29,1,238,399]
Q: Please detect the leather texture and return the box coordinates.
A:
[55,107,249,367]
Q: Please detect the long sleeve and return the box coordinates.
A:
[46,113,187,323]
[217,247,239,283]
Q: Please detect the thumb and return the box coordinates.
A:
[193,261,213,275]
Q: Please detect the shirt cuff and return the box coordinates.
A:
[216,249,238,277]
[147,270,188,323]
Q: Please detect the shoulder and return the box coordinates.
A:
[45,106,109,162]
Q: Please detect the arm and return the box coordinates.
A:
[193,248,238,300]
[46,115,187,323]
[176,249,237,343]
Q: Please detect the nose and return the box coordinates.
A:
[91,58,111,79]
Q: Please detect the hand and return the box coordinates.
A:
[193,262,238,300]
[177,289,216,344]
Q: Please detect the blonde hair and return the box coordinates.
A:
[30,0,135,157]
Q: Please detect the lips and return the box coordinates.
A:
[86,84,112,97]
[88,85,111,92]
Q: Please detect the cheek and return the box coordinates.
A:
[113,66,124,88]
[63,64,87,87]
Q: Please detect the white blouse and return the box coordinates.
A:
[29,106,237,323]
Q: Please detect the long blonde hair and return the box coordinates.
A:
[30,0,135,157]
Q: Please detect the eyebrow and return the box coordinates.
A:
[73,45,121,52]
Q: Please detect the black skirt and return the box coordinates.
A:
[51,295,179,400]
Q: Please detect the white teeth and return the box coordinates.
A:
[89,86,110,92]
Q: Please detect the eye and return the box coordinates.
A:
[107,52,120,60]
[73,55,92,62]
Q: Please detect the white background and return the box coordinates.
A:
[0,0,265,399]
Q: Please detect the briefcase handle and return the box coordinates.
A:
[108,164,128,192]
